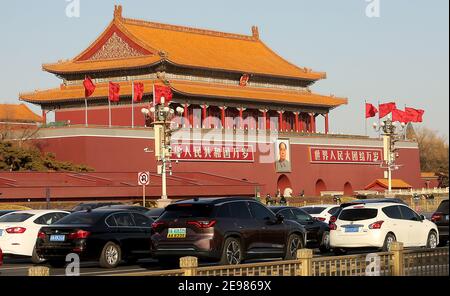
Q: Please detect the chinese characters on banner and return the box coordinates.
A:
[310,147,383,164]
[171,142,255,162]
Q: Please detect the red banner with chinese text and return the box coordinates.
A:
[310,147,383,164]
[171,142,255,162]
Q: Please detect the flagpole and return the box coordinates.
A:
[132,81,135,129]
[109,96,111,128]
[364,100,367,136]
[85,98,88,127]
[377,100,381,139]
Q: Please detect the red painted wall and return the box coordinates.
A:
[33,135,422,197]
[56,106,148,127]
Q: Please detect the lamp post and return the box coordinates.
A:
[142,100,184,208]
[373,118,406,194]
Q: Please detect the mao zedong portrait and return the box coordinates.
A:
[276,141,291,172]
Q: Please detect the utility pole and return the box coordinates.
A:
[142,98,184,208]
[375,118,405,195]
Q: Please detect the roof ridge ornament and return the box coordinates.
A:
[114,5,123,20]
[252,26,260,39]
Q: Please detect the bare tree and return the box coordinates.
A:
[410,126,449,187]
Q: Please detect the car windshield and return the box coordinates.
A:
[0,213,33,223]
[160,204,214,219]
[339,209,378,221]
[54,212,103,225]
[302,207,326,215]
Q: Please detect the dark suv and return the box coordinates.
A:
[432,199,449,246]
[151,197,306,265]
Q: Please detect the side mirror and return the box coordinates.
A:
[420,215,426,221]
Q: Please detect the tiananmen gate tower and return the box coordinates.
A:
[4,5,425,202]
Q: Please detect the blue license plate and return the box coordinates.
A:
[0,229,3,237]
[345,227,359,233]
[446,215,449,221]
[50,235,65,242]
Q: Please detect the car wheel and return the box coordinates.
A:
[31,247,46,264]
[319,231,331,254]
[284,234,304,260]
[427,231,438,249]
[99,242,121,269]
[220,238,242,265]
[382,233,396,252]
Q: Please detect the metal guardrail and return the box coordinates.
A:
[102,244,448,277]
[403,248,449,276]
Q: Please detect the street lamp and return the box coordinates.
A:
[141,100,184,208]
[373,118,406,194]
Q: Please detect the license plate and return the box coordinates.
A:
[345,227,360,233]
[167,228,186,239]
[50,235,65,242]
[0,229,3,237]
[446,215,449,221]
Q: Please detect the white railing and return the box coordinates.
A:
[388,187,449,196]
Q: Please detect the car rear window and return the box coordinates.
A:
[437,200,449,214]
[54,212,103,225]
[302,207,326,215]
[160,204,214,219]
[0,213,33,223]
[339,209,378,221]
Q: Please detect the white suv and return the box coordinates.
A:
[330,203,439,253]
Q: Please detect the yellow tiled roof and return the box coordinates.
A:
[0,104,43,123]
[365,179,413,190]
[170,80,347,107]
[19,79,347,108]
[43,6,326,80]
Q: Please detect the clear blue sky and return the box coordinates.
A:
[0,0,448,139]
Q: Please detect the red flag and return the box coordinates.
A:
[379,102,397,118]
[83,76,96,98]
[133,82,144,103]
[365,103,378,118]
[108,82,120,102]
[153,85,173,105]
[392,108,407,123]
[405,107,425,123]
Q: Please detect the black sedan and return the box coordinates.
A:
[432,199,449,246]
[270,206,330,253]
[36,209,154,268]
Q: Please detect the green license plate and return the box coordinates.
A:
[167,228,186,239]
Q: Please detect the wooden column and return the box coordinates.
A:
[325,113,329,134]
[294,112,299,133]
[260,109,267,130]
[278,111,284,132]
[299,113,304,132]
[202,105,208,129]
[266,110,271,130]
[309,113,314,133]
[239,107,244,129]
[184,103,189,128]
[42,110,47,125]
[220,106,226,129]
